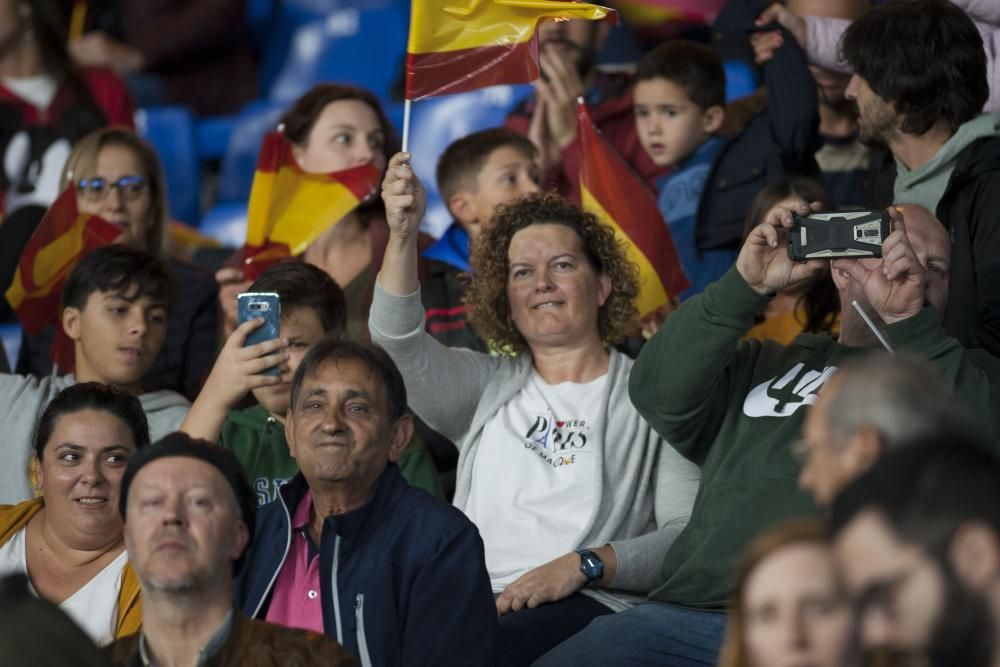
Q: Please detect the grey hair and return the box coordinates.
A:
[825,352,966,448]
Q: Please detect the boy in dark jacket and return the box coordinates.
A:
[422,128,540,351]
[633,23,820,299]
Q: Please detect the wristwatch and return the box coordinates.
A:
[576,548,604,583]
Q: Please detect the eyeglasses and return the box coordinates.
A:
[75,175,148,202]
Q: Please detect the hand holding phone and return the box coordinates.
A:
[237,292,282,376]
[788,210,891,261]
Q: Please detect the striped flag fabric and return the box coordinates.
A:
[577,102,689,315]
[405,0,615,100]
[5,186,121,369]
[237,131,381,280]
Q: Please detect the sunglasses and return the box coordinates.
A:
[75,175,149,202]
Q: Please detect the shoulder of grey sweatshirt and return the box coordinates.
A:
[0,374,189,505]
[369,280,701,595]
[895,113,1000,191]
[806,10,1000,113]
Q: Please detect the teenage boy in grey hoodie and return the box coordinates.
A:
[840,0,1000,356]
[0,245,189,504]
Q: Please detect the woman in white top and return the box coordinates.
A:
[371,153,701,666]
[0,382,149,644]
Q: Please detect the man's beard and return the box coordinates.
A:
[856,99,899,148]
[923,567,994,667]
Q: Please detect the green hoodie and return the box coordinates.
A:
[220,405,445,505]
[629,267,1000,610]
[894,113,1000,214]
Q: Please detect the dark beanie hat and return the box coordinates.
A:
[119,433,257,553]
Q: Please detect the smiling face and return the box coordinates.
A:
[251,306,328,419]
[124,457,248,594]
[35,409,138,549]
[62,286,169,391]
[634,76,722,168]
[75,143,153,250]
[743,542,858,667]
[285,359,409,492]
[506,223,611,352]
[292,100,387,175]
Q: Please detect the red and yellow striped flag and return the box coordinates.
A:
[5,187,120,334]
[5,187,120,370]
[578,102,688,316]
[406,0,615,100]
[236,131,381,280]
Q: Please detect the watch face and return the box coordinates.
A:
[580,551,603,580]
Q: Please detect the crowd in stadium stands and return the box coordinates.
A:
[2,0,1000,665]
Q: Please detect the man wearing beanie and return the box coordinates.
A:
[105,433,356,666]
[234,339,497,667]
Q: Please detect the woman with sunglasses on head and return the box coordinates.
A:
[15,127,219,401]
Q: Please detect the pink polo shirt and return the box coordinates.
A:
[264,490,325,635]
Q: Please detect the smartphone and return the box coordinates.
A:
[237,292,281,376]
[788,210,891,261]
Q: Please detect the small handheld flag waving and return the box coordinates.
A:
[234,131,382,281]
[577,101,689,316]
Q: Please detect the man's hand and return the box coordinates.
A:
[756,3,807,49]
[381,152,427,242]
[536,51,584,150]
[527,95,561,174]
[216,267,252,338]
[69,32,145,74]
[750,29,783,65]
[495,552,587,615]
[737,200,826,296]
[832,207,926,324]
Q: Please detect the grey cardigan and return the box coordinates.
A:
[370,282,700,604]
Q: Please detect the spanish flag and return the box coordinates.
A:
[406,0,615,100]
[578,102,689,315]
[237,131,381,280]
[5,186,120,368]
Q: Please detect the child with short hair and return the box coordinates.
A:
[0,245,190,504]
[634,38,820,299]
[423,128,540,350]
[181,261,442,504]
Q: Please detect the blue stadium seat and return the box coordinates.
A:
[199,201,249,248]
[135,106,201,225]
[216,100,286,204]
[723,60,759,102]
[0,323,22,372]
[269,8,407,105]
[406,84,534,238]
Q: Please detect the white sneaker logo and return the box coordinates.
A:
[742,364,839,418]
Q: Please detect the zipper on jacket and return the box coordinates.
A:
[332,535,344,644]
[355,593,372,667]
[251,493,293,619]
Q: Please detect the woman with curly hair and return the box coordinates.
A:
[371,152,700,667]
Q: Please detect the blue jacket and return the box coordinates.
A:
[234,463,497,666]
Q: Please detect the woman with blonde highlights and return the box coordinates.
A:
[371,153,700,666]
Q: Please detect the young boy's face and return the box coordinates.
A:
[63,287,168,391]
[634,77,722,168]
[252,305,327,419]
[451,145,540,239]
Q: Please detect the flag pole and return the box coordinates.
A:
[402,99,412,153]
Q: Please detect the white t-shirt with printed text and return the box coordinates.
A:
[0,526,127,645]
[465,369,607,592]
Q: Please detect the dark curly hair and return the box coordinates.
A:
[841,0,988,135]
[465,192,639,353]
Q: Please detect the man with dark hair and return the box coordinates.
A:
[797,351,968,506]
[830,436,1000,664]
[0,244,189,505]
[234,339,496,666]
[183,260,442,503]
[840,0,1000,356]
[107,433,355,665]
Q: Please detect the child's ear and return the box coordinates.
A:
[62,307,82,341]
[448,192,479,229]
[702,105,726,135]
